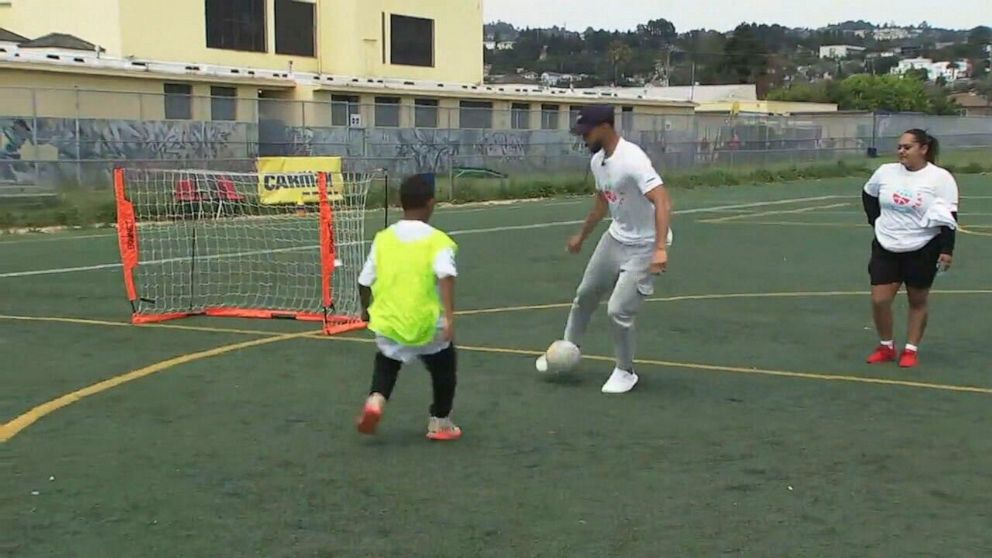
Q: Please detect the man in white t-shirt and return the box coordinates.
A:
[537,105,673,393]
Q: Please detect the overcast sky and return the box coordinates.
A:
[484,0,990,32]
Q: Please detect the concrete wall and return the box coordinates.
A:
[3,109,990,189]
[3,73,988,189]
[1,70,266,122]
[0,115,256,186]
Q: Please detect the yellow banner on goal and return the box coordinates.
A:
[257,156,345,205]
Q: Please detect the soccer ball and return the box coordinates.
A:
[539,340,581,374]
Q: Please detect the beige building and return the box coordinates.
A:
[0,0,484,84]
[695,100,839,116]
[0,0,696,130]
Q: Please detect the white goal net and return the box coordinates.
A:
[113,167,372,334]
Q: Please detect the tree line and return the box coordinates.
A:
[485,20,992,114]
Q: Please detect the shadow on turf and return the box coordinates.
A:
[539,372,585,387]
[539,369,699,400]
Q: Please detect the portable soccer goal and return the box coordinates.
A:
[113,167,373,335]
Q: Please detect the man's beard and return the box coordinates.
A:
[586,140,603,154]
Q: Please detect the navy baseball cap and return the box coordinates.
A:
[572,105,615,135]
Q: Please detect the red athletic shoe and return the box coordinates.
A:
[866,344,897,364]
[899,349,919,368]
[426,417,462,441]
[356,398,384,435]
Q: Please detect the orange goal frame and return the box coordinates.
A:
[113,168,366,335]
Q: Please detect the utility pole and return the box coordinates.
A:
[664,46,672,87]
[690,61,696,100]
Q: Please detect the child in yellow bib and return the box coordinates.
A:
[356,174,461,441]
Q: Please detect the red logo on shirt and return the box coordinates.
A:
[892,188,923,210]
[603,190,619,203]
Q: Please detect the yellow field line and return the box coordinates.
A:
[0,330,315,443]
[700,203,850,224]
[460,345,992,396]
[0,314,304,337]
[4,287,992,441]
[960,226,992,238]
[302,335,992,397]
[0,315,134,328]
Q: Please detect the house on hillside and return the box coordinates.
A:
[892,58,970,82]
[484,40,515,51]
[873,27,913,41]
[950,93,992,117]
[819,45,865,59]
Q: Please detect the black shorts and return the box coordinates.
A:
[869,236,942,289]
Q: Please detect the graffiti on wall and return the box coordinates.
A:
[256,124,592,176]
[10,109,984,189]
[0,116,254,185]
[0,119,35,183]
[478,132,526,158]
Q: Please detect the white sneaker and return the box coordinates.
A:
[601,368,638,394]
[535,354,549,373]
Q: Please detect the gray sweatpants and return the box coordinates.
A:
[564,232,657,371]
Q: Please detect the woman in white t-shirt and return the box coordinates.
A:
[862,129,959,368]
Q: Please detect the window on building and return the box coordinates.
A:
[164,83,193,120]
[460,101,493,129]
[275,0,315,56]
[569,105,585,129]
[331,95,360,126]
[541,104,560,130]
[511,103,530,129]
[621,106,634,132]
[211,87,238,121]
[375,97,401,127]
[415,98,439,128]
[390,14,434,67]
[205,0,266,53]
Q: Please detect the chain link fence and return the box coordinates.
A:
[2,86,991,196]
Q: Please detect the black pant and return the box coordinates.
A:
[869,237,942,289]
[370,346,457,418]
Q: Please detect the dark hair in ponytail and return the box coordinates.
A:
[904,128,939,163]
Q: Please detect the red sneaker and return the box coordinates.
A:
[899,349,919,368]
[866,344,897,364]
[426,416,462,441]
[356,396,384,435]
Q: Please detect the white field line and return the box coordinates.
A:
[0,199,588,246]
[700,202,850,224]
[0,195,843,279]
[7,192,990,244]
[0,232,119,245]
